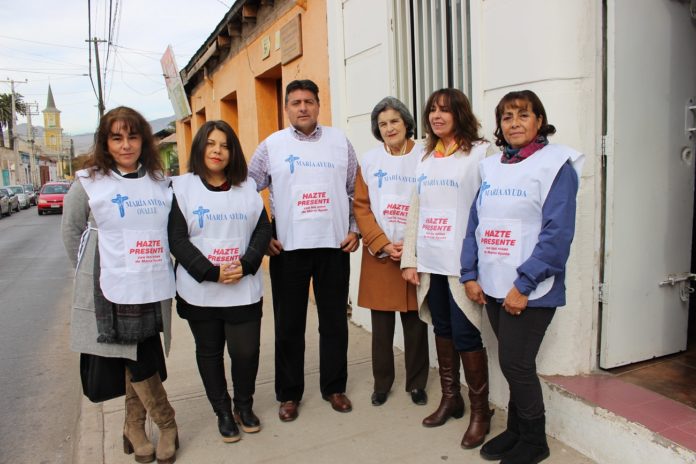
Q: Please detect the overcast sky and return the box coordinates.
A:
[0,0,235,135]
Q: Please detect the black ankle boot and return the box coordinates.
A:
[234,407,261,433]
[217,412,241,443]
[480,402,519,460]
[500,415,549,464]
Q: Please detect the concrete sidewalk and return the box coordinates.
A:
[75,269,594,464]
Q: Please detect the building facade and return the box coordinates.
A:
[330,1,696,461]
[177,0,332,166]
[178,1,696,461]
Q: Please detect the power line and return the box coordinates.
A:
[0,47,87,68]
[87,0,97,99]
[103,0,114,92]
[0,68,88,77]
[0,34,88,50]
[104,0,122,107]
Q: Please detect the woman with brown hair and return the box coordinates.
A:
[168,120,271,443]
[354,97,429,407]
[401,88,493,449]
[62,106,178,464]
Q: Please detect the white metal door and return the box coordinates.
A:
[601,0,696,368]
[340,0,391,156]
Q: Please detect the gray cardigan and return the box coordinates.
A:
[61,179,172,360]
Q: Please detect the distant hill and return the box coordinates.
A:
[6,115,176,156]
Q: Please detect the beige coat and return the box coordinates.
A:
[354,166,417,311]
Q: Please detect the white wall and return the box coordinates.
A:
[475,0,601,404]
[330,0,602,406]
[329,0,413,351]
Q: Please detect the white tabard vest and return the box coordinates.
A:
[77,168,175,304]
[416,142,489,276]
[475,144,584,299]
[266,127,350,250]
[360,142,422,245]
[171,174,264,307]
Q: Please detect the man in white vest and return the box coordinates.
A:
[248,79,360,422]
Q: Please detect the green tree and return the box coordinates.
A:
[0,93,27,149]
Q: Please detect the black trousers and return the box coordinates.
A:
[187,318,261,414]
[485,298,555,420]
[371,310,429,393]
[269,248,350,401]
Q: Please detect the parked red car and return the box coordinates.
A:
[37,182,70,215]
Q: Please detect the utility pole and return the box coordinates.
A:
[0,78,28,183]
[69,138,74,177]
[86,38,107,118]
[25,102,39,186]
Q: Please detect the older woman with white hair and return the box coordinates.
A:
[354,97,429,407]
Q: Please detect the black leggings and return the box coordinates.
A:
[187,318,261,414]
[125,335,167,382]
[486,298,555,420]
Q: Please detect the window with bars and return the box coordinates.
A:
[392,0,471,137]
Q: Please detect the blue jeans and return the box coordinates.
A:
[426,274,482,352]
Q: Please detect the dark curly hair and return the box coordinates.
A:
[423,88,484,154]
[493,90,556,148]
[84,106,163,179]
[188,120,247,186]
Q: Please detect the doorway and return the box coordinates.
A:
[221,91,239,135]
[600,0,696,410]
[255,64,283,141]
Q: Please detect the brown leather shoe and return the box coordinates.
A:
[322,393,352,413]
[278,401,299,422]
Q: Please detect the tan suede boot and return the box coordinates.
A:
[422,336,465,427]
[130,373,179,464]
[123,369,156,463]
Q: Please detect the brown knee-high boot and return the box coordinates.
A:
[460,348,494,448]
[422,336,464,427]
[123,369,156,463]
[130,373,179,464]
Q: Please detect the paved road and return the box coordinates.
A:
[0,206,80,464]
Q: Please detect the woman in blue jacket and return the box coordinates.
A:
[461,90,583,464]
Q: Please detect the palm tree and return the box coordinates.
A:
[0,93,27,149]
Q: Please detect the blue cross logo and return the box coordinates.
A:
[285,154,300,174]
[374,169,388,188]
[417,174,427,194]
[111,194,129,218]
[193,206,210,228]
[478,181,491,206]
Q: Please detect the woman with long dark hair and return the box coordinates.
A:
[168,120,271,443]
[63,106,178,464]
[401,89,493,449]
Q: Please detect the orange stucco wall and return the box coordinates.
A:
[176,0,331,170]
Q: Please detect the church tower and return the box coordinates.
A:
[42,85,62,153]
